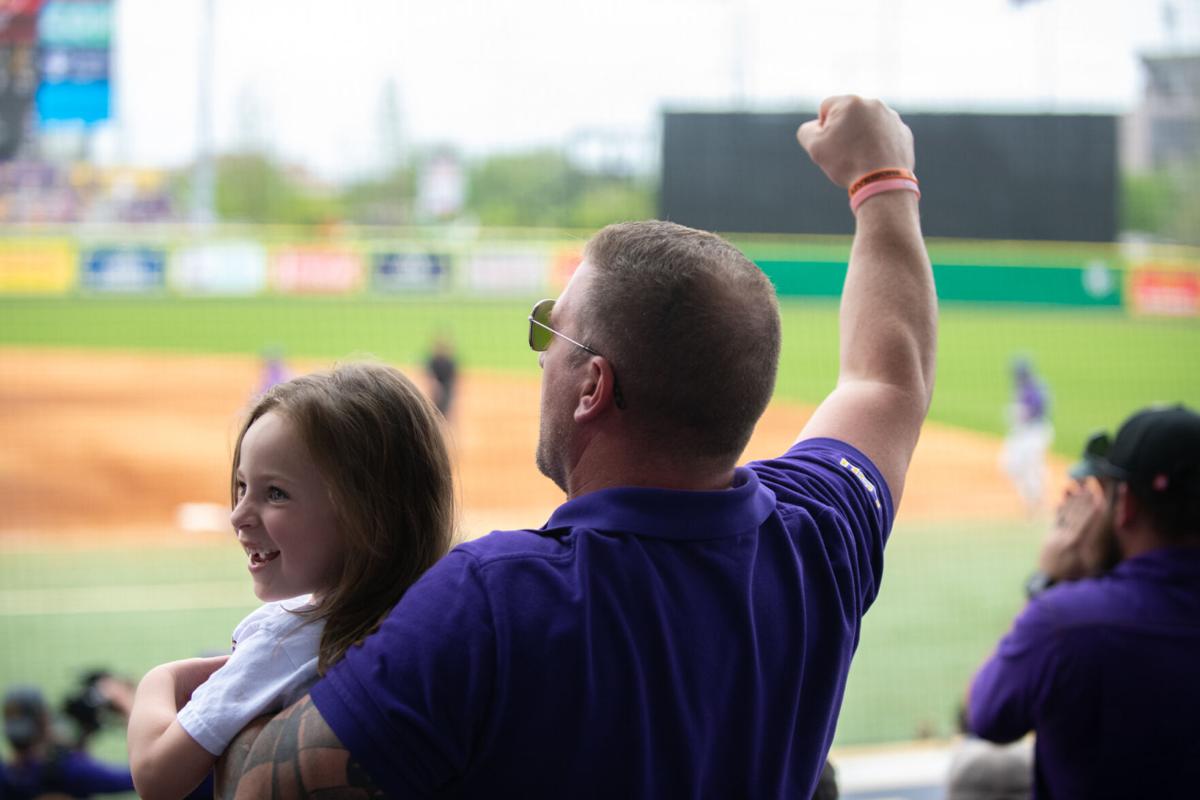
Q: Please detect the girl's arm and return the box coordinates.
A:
[128,655,229,800]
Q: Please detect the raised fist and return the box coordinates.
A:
[796,95,915,189]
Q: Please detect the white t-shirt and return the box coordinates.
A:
[177,596,325,755]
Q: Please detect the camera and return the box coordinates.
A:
[61,670,118,745]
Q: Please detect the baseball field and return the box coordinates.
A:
[2,289,1199,768]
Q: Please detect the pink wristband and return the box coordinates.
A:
[849,178,920,213]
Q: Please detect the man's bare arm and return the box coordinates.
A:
[796,95,937,506]
[216,696,385,800]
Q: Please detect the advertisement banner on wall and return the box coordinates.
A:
[464,251,547,294]
[371,251,448,292]
[81,246,166,292]
[0,237,74,292]
[170,241,267,295]
[1129,268,1200,317]
[270,246,364,294]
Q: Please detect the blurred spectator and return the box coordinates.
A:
[0,161,175,224]
[2,678,213,800]
[2,683,134,799]
[257,346,290,396]
[812,759,839,799]
[425,334,458,420]
[946,737,1032,800]
[969,405,1200,798]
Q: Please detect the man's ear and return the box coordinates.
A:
[1114,482,1139,530]
[574,357,619,422]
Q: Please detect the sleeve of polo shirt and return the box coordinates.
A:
[968,597,1061,743]
[310,549,496,797]
[751,438,895,611]
[178,606,321,755]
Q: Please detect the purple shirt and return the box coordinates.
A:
[312,438,892,798]
[0,750,134,798]
[969,548,1200,799]
[1016,377,1048,423]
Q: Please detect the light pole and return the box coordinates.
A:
[192,0,214,224]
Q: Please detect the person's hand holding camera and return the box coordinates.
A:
[1039,478,1115,582]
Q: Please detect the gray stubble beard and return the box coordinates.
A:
[535,372,574,495]
[535,411,570,495]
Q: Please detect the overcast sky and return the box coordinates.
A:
[96,0,1194,181]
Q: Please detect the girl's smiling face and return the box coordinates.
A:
[230,410,342,602]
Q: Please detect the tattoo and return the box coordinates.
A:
[345,756,388,799]
[221,698,385,799]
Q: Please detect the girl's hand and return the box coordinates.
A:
[129,654,229,800]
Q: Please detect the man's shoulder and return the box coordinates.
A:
[451,528,574,568]
[1026,573,1159,633]
[443,437,893,575]
[748,437,891,518]
[1035,562,1200,629]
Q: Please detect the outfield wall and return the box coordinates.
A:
[662,111,1120,242]
[0,226,1197,315]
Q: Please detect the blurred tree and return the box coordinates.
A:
[341,165,415,226]
[175,145,653,229]
[467,149,580,227]
[1123,170,1173,235]
[568,181,656,229]
[466,148,654,229]
[213,152,343,226]
[1122,159,1200,245]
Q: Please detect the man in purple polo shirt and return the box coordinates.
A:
[968,404,1200,799]
[213,95,937,798]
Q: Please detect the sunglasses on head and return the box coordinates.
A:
[527,298,626,410]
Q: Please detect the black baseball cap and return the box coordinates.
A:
[1070,405,1200,494]
[3,685,47,749]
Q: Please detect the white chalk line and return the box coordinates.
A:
[0,580,255,617]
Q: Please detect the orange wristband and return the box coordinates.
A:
[849,178,920,213]
[848,168,918,199]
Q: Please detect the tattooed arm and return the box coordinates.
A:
[215,696,384,800]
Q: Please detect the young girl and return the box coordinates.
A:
[127,362,455,800]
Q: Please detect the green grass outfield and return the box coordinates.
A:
[0,517,1039,768]
[2,294,1198,457]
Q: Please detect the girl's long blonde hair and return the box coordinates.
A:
[231,362,455,672]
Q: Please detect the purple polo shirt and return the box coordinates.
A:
[1,751,134,798]
[312,438,892,798]
[969,548,1200,799]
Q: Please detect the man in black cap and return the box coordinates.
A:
[967,404,1200,799]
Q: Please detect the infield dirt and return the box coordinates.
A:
[0,348,1064,544]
